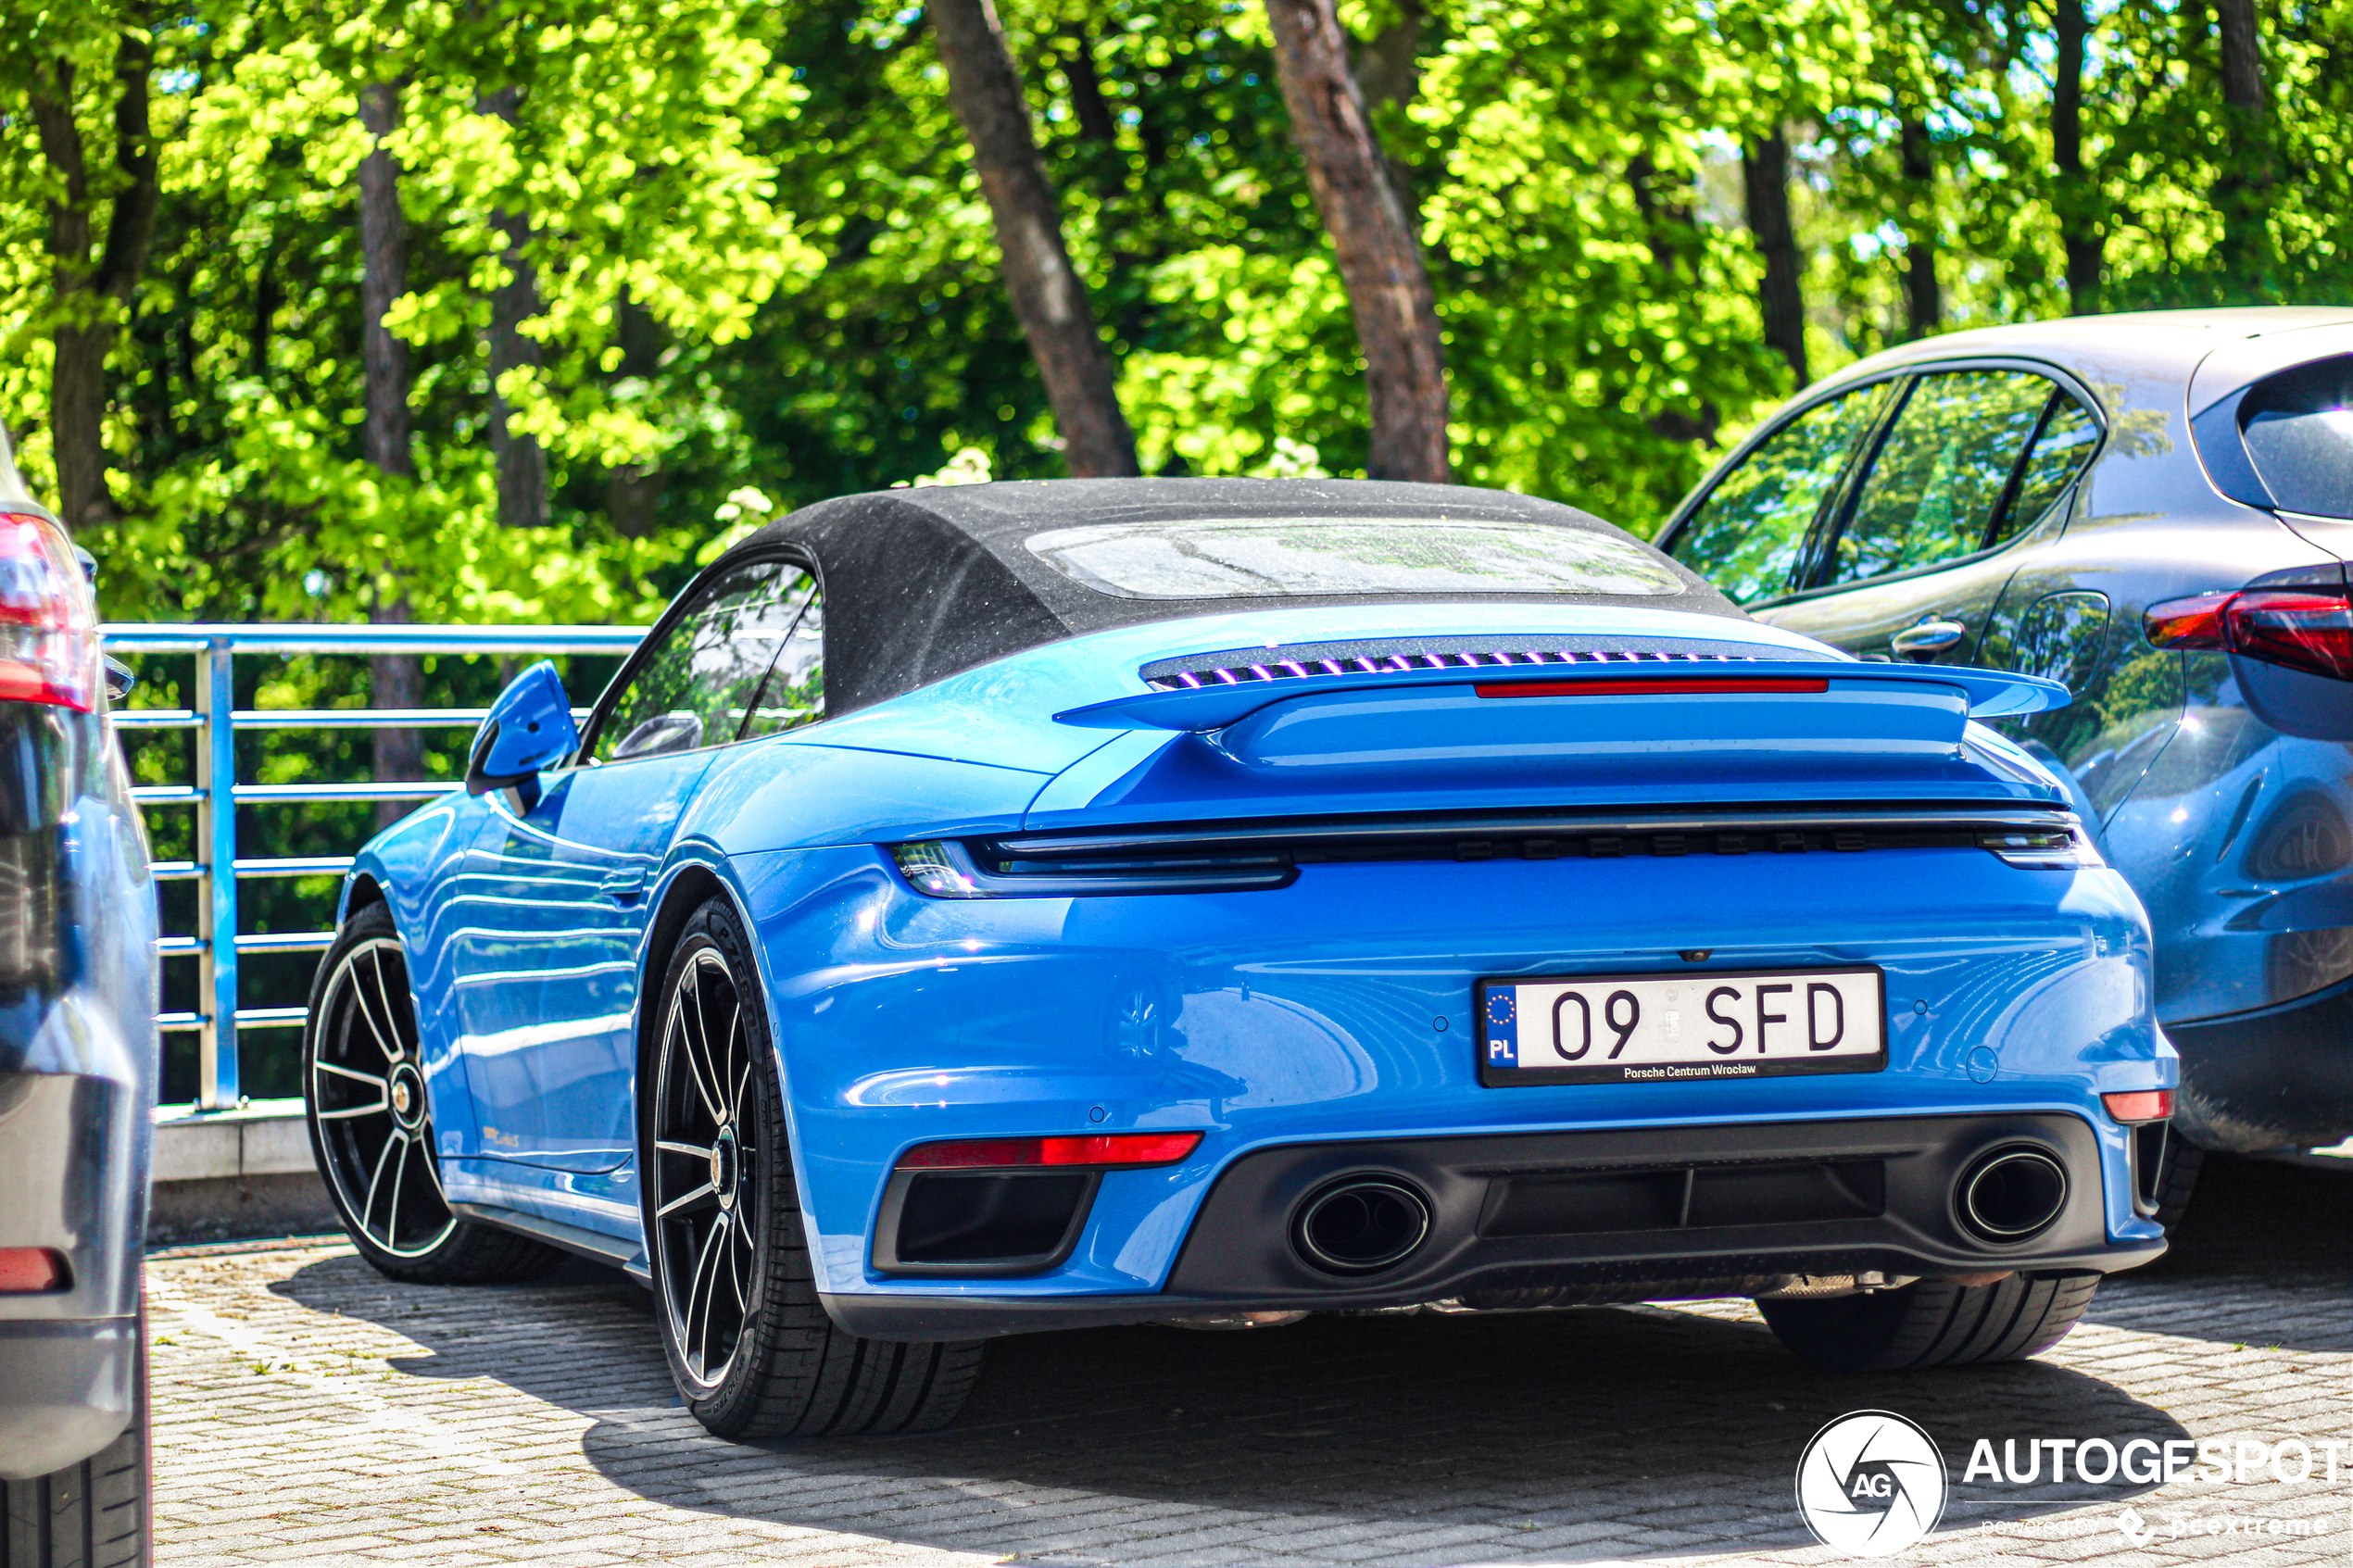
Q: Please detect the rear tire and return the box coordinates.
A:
[644,897,983,1438]
[1,1303,147,1567]
[303,902,566,1286]
[2145,1133,2204,1231]
[1758,1273,2101,1373]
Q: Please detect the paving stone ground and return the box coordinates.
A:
[150,1155,2349,1567]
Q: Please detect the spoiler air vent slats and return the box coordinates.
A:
[1147,647,1755,691]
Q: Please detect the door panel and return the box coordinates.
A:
[455,755,714,1170]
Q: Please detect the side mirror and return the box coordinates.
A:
[466,660,580,802]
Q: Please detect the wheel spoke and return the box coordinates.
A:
[384,1135,414,1246]
[656,1182,716,1220]
[368,947,409,1059]
[345,961,398,1064]
[362,1129,405,1236]
[416,1130,447,1202]
[653,1139,709,1160]
[683,1217,724,1376]
[314,1061,385,1089]
[721,998,745,1124]
[317,1099,390,1121]
[728,1216,751,1313]
[673,986,724,1126]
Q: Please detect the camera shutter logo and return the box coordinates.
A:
[1794,1410,1948,1557]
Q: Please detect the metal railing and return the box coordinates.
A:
[102,623,646,1111]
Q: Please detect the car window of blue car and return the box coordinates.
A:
[1828,370,2055,584]
[2239,355,2353,519]
[1667,383,1891,603]
[597,559,820,762]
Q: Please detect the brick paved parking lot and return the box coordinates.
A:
[150,1156,2348,1568]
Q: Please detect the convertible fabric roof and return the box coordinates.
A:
[722,478,1744,714]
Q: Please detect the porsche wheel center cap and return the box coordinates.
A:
[386,1064,425,1129]
[710,1131,738,1210]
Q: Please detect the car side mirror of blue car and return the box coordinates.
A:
[466,660,581,804]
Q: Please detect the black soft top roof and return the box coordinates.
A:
[723,478,1742,714]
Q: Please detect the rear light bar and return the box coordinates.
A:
[2145,588,2353,681]
[896,1132,1202,1171]
[0,1247,69,1294]
[1476,676,1830,699]
[0,511,97,712]
[2101,1089,2172,1125]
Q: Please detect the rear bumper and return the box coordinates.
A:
[824,1112,2163,1341]
[2170,976,2353,1150]
[0,1317,134,1480]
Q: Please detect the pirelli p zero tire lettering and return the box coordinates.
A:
[302,902,565,1286]
[645,896,982,1438]
[1757,1272,2102,1374]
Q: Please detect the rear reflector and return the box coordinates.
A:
[0,1248,68,1293]
[1475,676,1830,699]
[2101,1089,2172,1124]
[896,1132,1202,1171]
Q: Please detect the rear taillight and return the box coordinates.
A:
[0,511,96,711]
[895,1132,1202,1170]
[2145,588,2353,681]
[1474,676,1830,699]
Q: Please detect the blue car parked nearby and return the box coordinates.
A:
[1659,307,2353,1217]
[305,479,2175,1439]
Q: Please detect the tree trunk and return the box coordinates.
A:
[358,81,423,826]
[479,85,549,525]
[2052,0,2103,313]
[929,0,1139,479]
[1898,115,1941,339]
[1742,129,1808,385]
[607,287,666,537]
[27,30,159,533]
[1264,0,1449,483]
[2213,0,2272,281]
[358,82,414,482]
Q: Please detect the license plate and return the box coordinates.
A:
[1478,966,1886,1086]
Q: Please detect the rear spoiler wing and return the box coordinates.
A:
[1053,659,2069,732]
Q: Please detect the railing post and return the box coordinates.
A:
[194,640,240,1110]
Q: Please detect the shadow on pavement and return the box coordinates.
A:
[2082,1153,2351,1353]
[268,1225,2246,1562]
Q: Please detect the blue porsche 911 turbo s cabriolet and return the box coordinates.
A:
[305,478,2175,1439]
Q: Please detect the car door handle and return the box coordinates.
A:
[1890,618,1967,661]
[600,867,648,902]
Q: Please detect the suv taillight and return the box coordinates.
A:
[2145,588,2353,681]
[0,511,96,712]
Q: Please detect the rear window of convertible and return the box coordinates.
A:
[1023,517,1684,598]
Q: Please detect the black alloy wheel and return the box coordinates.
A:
[648,941,761,1391]
[645,897,983,1438]
[303,902,564,1284]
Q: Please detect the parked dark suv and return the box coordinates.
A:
[0,420,157,1564]
[1661,307,2353,1216]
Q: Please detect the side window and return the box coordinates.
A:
[1669,384,1890,604]
[737,590,824,740]
[595,560,818,762]
[1992,393,2100,546]
[1829,370,2056,584]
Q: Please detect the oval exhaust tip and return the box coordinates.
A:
[1294,1177,1432,1274]
[1957,1146,2070,1244]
